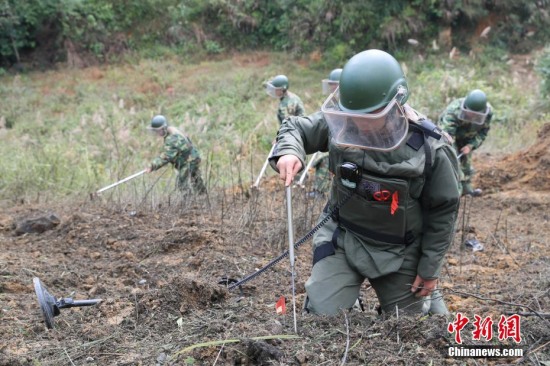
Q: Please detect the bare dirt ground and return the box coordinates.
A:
[1,125,549,366]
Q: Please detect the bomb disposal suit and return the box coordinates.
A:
[270,50,460,315]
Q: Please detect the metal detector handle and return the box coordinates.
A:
[297,152,319,187]
[96,169,147,194]
[57,298,102,309]
[252,144,276,188]
[285,185,295,267]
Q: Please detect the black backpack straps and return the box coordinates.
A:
[422,131,432,183]
[407,118,441,181]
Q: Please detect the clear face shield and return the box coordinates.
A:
[321,79,339,95]
[146,125,167,136]
[265,82,284,99]
[458,100,489,125]
[321,86,409,151]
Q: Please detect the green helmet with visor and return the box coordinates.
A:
[265,74,289,98]
[459,89,489,125]
[322,68,342,95]
[321,49,410,151]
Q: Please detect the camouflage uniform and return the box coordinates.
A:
[151,127,206,194]
[277,91,305,124]
[438,98,493,194]
[312,152,331,194]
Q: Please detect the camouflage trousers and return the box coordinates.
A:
[176,160,207,194]
[313,153,331,193]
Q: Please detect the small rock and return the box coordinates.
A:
[14,213,60,236]
[156,352,167,364]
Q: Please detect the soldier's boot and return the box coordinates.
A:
[302,296,310,315]
[427,290,450,316]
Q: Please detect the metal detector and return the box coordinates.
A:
[95,169,147,195]
[33,277,102,329]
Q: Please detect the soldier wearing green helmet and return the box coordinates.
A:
[265,74,306,124]
[146,115,206,194]
[438,89,493,197]
[321,68,342,95]
[310,68,344,197]
[270,49,460,316]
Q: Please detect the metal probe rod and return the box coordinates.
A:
[285,185,297,333]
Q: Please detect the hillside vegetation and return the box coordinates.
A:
[0,47,549,204]
[1,0,549,69]
[1,1,550,203]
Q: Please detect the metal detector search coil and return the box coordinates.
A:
[33,277,102,329]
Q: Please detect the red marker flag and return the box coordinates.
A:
[391,191,399,215]
[276,296,286,315]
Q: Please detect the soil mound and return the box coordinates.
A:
[477,123,550,193]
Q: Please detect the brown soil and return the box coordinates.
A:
[1,125,549,366]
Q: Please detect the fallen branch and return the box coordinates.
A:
[504,311,550,318]
[514,340,550,364]
[444,288,550,328]
[174,334,301,356]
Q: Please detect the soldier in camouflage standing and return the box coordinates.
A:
[265,74,305,124]
[146,115,206,194]
[438,90,493,196]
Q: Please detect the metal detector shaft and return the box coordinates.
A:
[297,152,319,187]
[252,144,276,188]
[285,185,297,333]
[58,298,102,309]
[96,169,147,194]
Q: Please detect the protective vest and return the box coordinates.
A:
[327,120,449,248]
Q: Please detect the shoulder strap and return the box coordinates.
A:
[407,118,442,182]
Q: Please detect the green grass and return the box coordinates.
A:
[0,48,547,203]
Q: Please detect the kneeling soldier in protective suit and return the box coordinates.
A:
[270,49,460,315]
[146,115,206,194]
